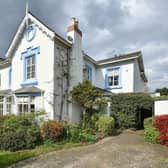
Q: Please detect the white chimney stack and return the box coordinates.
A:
[67,18,83,123]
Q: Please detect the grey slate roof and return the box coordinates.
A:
[14,86,43,94]
[0,89,12,95]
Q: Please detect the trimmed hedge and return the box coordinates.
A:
[110,93,153,129]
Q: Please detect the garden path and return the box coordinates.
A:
[10,131,168,168]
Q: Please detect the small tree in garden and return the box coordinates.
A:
[71,80,107,128]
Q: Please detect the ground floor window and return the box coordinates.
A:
[6,97,12,114]
[17,96,35,114]
[0,96,3,115]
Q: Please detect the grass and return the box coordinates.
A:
[0,142,91,168]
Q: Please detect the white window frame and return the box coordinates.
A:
[106,67,121,88]
[26,55,36,80]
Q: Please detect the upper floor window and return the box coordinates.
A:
[26,55,36,80]
[83,64,92,81]
[105,67,121,88]
[21,46,40,86]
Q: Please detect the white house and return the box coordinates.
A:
[0,12,148,122]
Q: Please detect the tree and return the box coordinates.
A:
[156,87,168,96]
[70,80,107,128]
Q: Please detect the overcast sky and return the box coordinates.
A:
[0,0,167,91]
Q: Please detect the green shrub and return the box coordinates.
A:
[143,117,153,128]
[62,125,97,143]
[114,112,135,129]
[144,126,159,144]
[0,115,42,151]
[79,130,97,142]
[90,113,101,129]
[111,93,153,129]
[0,115,12,129]
[96,115,115,136]
[42,120,63,143]
[68,125,81,142]
[0,131,26,152]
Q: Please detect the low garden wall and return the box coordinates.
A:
[154,97,168,115]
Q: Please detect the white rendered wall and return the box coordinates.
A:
[134,60,146,92]
[0,67,10,90]
[10,24,54,119]
[155,100,168,116]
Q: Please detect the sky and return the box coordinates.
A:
[0,0,167,91]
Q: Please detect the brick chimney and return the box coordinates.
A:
[67,18,82,38]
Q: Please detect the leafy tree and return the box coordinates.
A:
[156,87,168,96]
[70,80,107,128]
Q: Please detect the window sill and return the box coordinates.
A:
[106,86,122,89]
[21,79,38,86]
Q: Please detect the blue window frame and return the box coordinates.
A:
[21,46,40,86]
[105,66,122,89]
[84,64,92,81]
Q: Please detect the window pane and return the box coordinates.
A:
[30,104,35,112]
[114,75,119,81]
[32,56,35,64]
[108,77,113,86]
[114,80,119,86]
[26,56,36,80]
[0,96,3,102]
[27,58,31,65]
[32,71,35,78]
[107,68,120,87]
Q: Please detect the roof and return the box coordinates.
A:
[14,86,43,94]
[83,51,148,82]
[0,59,11,69]
[5,12,71,59]
[95,87,112,97]
[0,89,12,95]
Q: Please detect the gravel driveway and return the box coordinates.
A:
[10,131,168,168]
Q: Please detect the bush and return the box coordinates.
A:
[96,115,115,136]
[144,126,159,144]
[0,115,42,151]
[154,115,168,146]
[114,112,135,129]
[143,117,153,128]
[90,113,102,130]
[42,120,63,142]
[68,125,97,143]
[111,93,153,129]
[0,131,26,152]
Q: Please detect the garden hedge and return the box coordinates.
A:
[110,93,153,129]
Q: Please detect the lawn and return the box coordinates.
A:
[0,142,90,168]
